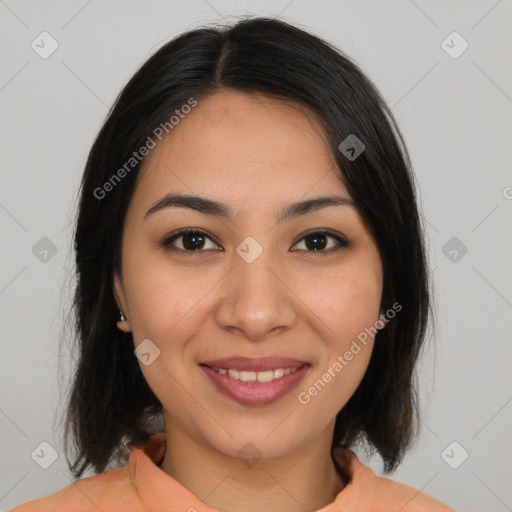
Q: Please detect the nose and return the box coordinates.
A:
[214,245,298,342]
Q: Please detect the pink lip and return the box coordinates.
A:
[199,356,309,372]
[199,363,311,406]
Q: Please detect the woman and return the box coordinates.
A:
[11,16,455,512]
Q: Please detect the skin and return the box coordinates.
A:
[113,89,383,512]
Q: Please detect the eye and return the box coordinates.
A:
[162,228,221,253]
[162,228,348,254]
[291,230,348,253]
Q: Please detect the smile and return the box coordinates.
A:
[209,366,301,382]
[199,363,310,406]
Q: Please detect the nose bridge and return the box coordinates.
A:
[233,237,283,311]
[215,237,297,340]
[236,243,277,296]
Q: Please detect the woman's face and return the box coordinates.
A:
[114,90,383,461]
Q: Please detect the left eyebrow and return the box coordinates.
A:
[144,193,356,223]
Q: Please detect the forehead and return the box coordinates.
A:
[133,90,350,212]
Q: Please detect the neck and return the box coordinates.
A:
[159,420,347,512]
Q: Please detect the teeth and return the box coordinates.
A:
[212,366,300,382]
[227,369,239,379]
[273,368,285,379]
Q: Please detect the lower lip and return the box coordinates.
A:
[199,364,310,406]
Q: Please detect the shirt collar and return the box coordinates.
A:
[128,433,367,511]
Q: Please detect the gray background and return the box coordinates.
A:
[1,1,511,511]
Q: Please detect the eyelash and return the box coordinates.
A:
[161,228,349,254]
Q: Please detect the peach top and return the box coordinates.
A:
[10,433,455,511]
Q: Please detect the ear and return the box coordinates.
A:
[113,271,131,332]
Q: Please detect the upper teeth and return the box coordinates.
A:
[211,367,301,382]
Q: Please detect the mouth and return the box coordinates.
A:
[205,365,305,382]
[198,356,311,406]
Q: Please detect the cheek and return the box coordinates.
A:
[302,264,382,340]
[123,249,217,341]
[296,271,380,419]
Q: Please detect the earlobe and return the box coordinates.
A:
[116,312,131,332]
[113,272,131,332]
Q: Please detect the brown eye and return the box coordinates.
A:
[292,230,348,253]
[162,229,221,252]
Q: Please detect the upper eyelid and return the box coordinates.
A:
[164,228,220,245]
[163,228,347,250]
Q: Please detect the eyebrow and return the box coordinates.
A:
[144,193,356,223]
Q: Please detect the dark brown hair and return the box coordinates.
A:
[64,16,430,478]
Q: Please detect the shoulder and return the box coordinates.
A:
[10,434,167,512]
[334,449,456,512]
[8,465,141,512]
[366,471,456,511]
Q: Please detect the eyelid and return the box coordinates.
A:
[162,227,222,251]
[290,229,349,253]
[162,228,349,253]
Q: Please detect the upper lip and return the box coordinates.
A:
[200,356,310,372]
